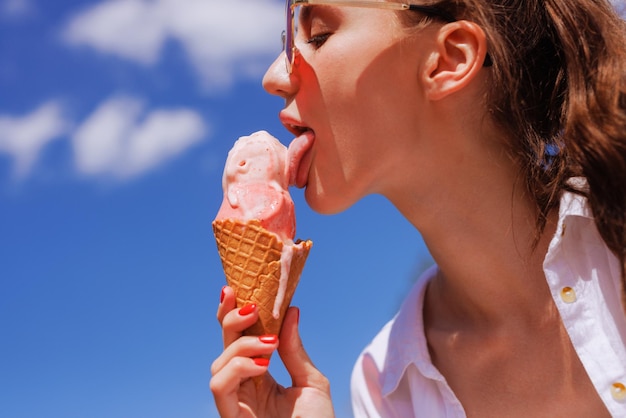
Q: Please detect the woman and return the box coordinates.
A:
[210,0,626,416]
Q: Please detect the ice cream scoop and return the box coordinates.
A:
[215,131,295,242]
[213,131,312,337]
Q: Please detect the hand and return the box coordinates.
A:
[210,286,335,418]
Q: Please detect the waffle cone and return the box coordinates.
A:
[213,219,312,337]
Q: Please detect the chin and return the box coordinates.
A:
[304,182,357,215]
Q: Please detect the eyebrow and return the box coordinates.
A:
[298,4,342,32]
[298,4,319,27]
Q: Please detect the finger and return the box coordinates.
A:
[278,307,331,392]
[211,334,279,376]
[216,286,236,325]
[210,356,271,418]
[222,302,260,348]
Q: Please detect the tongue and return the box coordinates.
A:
[287,131,314,188]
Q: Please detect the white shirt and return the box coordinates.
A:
[351,191,626,417]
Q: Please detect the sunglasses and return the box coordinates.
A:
[282,0,457,74]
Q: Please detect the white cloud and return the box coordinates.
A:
[0,0,34,19]
[62,0,283,90]
[72,95,208,179]
[0,102,69,178]
[62,0,166,65]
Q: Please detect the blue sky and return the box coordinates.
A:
[1,1,624,417]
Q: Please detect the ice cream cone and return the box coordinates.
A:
[212,218,312,337]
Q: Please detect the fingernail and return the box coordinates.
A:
[295,307,300,325]
[259,335,278,344]
[238,303,256,316]
[220,286,226,304]
[253,358,270,367]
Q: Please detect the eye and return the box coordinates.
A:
[307,33,331,48]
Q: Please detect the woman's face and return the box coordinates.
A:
[263,5,432,214]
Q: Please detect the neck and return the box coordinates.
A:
[388,130,559,330]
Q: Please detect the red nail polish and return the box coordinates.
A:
[220,286,226,303]
[253,358,270,367]
[238,303,256,316]
[259,335,278,344]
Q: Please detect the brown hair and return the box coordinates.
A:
[415,0,626,312]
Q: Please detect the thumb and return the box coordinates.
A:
[278,307,330,391]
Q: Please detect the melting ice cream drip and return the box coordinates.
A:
[274,245,295,319]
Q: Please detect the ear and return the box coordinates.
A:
[423,21,489,100]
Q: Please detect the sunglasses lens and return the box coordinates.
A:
[284,0,294,71]
[285,1,304,72]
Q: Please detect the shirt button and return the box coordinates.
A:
[560,287,577,303]
[612,382,626,401]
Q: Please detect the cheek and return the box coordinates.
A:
[314,84,400,187]
[299,32,416,212]
[303,126,383,215]
[299,99,385,212]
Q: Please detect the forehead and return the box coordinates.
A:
[296,4,328,24]
[295,2,402,25]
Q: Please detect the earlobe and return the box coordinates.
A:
[423,21,489,100]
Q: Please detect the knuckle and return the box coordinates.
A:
[230,356,247,372]
[209,375,223,396]
[321,375,331,391]
[210,359,220,376]
[211,355,248,380]
[315,373,331,392]
[217,306,230,325]
[220,310,235,329]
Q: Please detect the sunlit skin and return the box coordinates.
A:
[264,6,430,214]
[211,5,610,417]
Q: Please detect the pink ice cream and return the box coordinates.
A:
[215,130,313,317]
[215,131,296,241]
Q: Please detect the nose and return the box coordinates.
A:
[262,53,298,99]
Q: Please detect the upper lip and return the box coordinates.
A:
[279,111,311,136]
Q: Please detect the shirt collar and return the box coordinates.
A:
[558,179,593,221]
[381,264,442,396]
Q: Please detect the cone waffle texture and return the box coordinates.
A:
[213,219,312,337]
